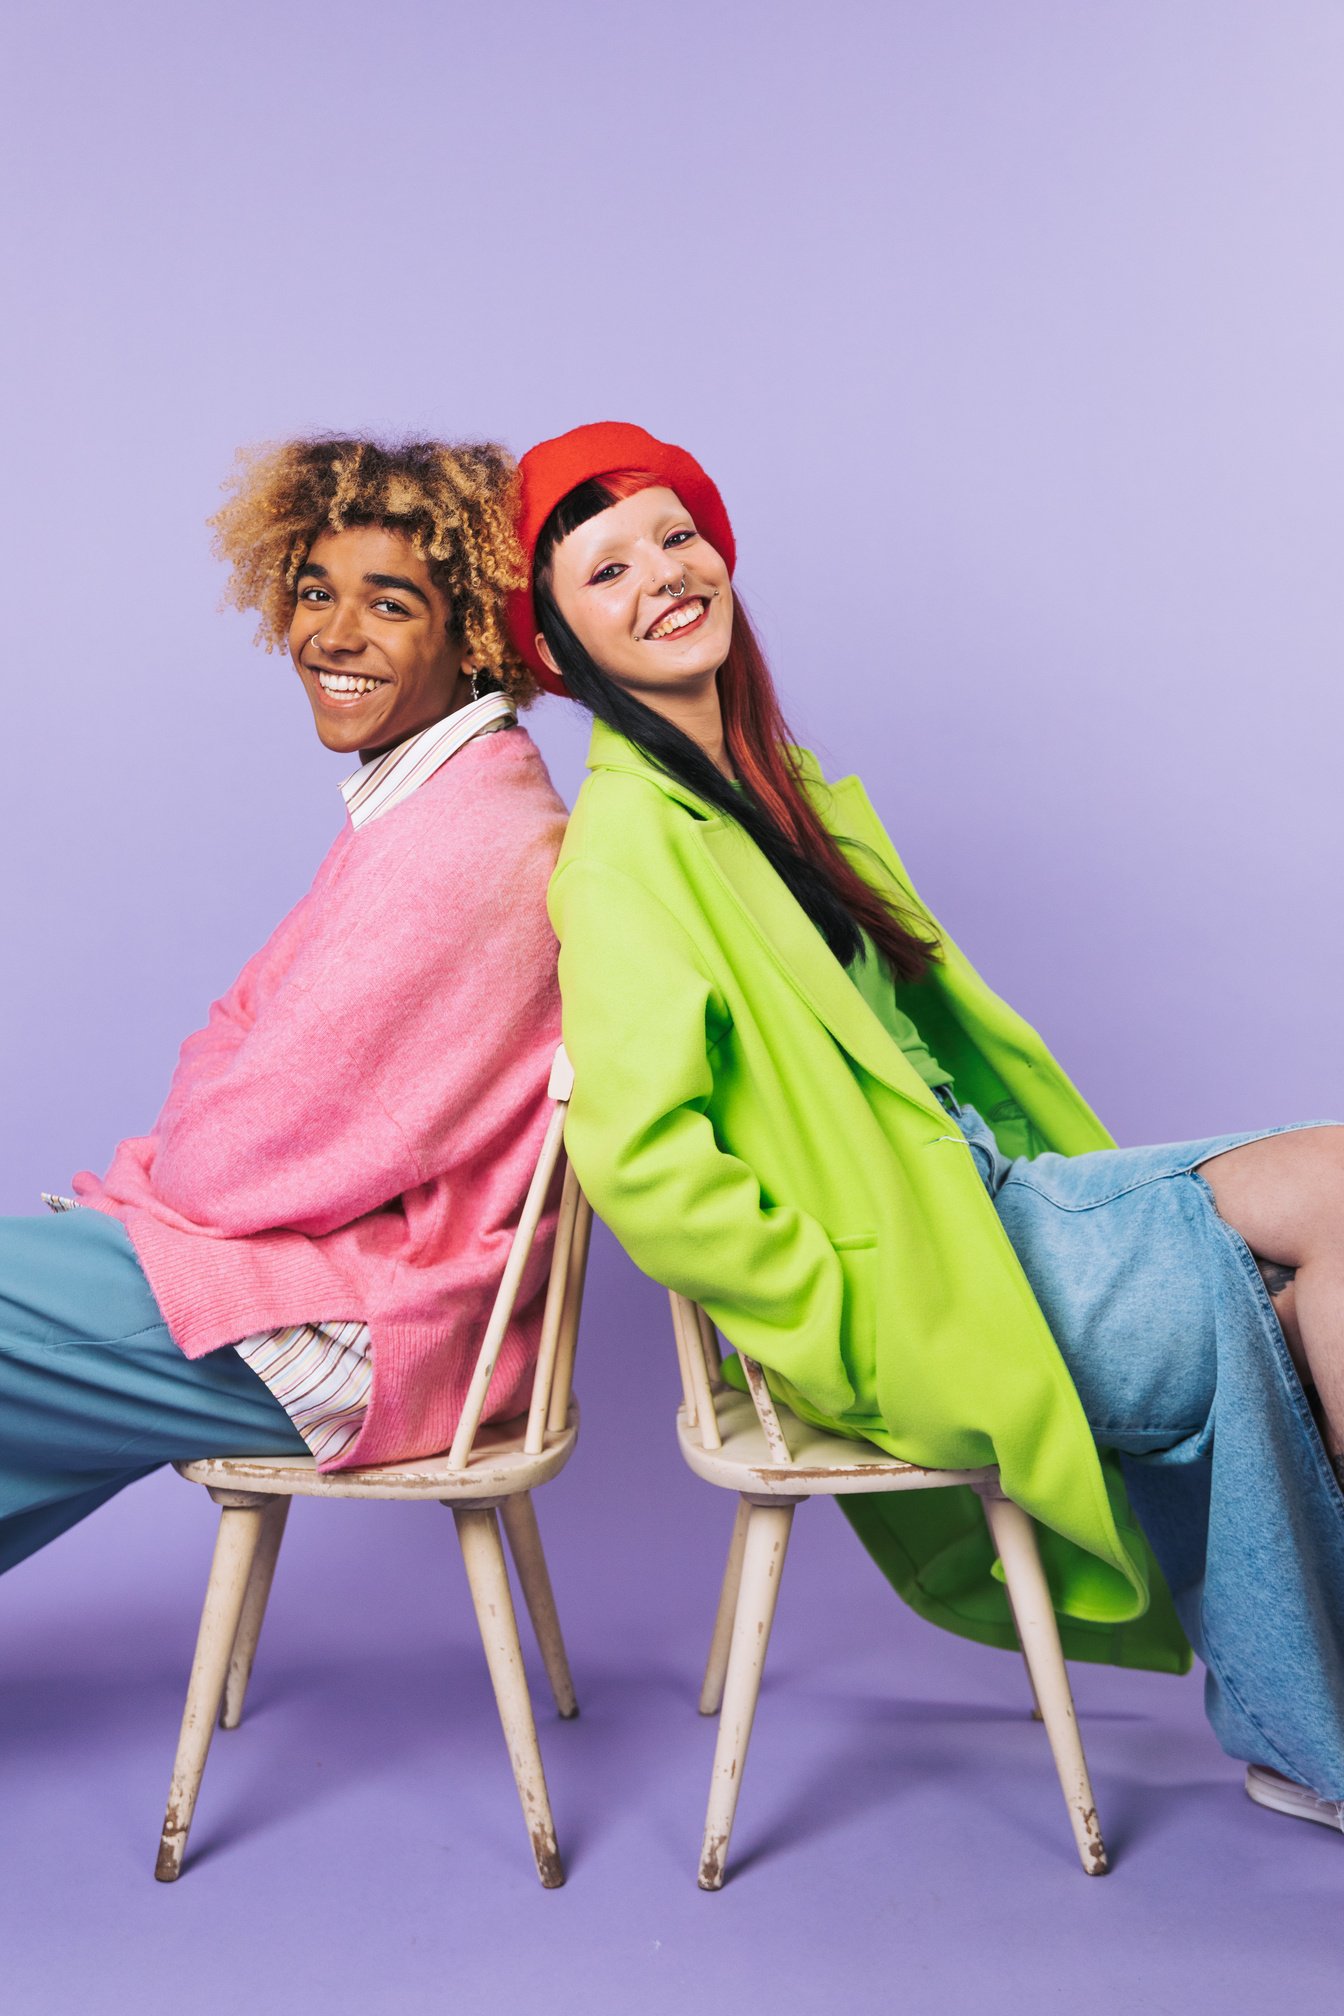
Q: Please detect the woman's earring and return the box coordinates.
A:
[470,667,496,701]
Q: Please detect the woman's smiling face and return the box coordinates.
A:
[288,524,469,760]
[540,485,734,703]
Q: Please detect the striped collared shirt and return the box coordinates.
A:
[340,690,514,829]
[47,691,516,1465]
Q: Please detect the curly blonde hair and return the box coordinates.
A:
[210,435,535,704]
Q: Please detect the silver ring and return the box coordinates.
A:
[665,576,687,598]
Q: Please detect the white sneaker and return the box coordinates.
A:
[1245,1764,1344,1832]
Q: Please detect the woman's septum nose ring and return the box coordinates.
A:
[639,575,689,635]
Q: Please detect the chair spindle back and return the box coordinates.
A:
[448,1047,586,1471]
[668,1292,794,1464]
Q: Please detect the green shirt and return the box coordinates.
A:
[848,929,951,1092]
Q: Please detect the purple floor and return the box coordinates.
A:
[1,1228,1335,2015]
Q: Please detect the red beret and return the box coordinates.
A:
[508,420,735,696]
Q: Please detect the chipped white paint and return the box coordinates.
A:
[453,1505,564,1888]
[677,1388,994,1497]
[698,1500,795,1890]
[979,1488,1108,1875]
[176,1410,579,1502]
[155,1494,270,1882]
[158,1046,584,1886]
[737,1355,790,1465]
[671,1294,1110,1887]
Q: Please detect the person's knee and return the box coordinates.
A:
[1201,1125,1344,1265]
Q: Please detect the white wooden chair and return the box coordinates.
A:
[667,1291,1109,1887]
[155,1048,593,1889]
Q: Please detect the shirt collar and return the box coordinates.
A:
[340,691,516,831]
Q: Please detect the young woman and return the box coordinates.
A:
[1,436,567,1573]
[509,420,1344,1833]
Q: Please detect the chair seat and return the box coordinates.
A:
[677,1388,995,1497]
[175,1402,579,1502]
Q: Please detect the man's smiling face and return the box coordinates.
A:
[288,524,469,760]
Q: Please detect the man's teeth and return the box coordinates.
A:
[649,599,704,640]
[317,672,382,695]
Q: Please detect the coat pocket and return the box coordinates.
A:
[832,1233,879,1406]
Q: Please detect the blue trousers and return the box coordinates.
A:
[955,1100,1344,1801]
[0,1210,306,1575]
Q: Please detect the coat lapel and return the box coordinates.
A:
[695,818,945,1116]
[584,726,945,1117]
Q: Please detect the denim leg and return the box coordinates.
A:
[955,1100,1344,1801]
[1122,1185,1344,1799]
[0,1209,306,1575]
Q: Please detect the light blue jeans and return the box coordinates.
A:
[0,1209,305,1575]
[951,1097,1344,1799]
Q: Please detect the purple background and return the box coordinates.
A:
[2,2,1342,2009]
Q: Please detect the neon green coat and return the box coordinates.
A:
[549,722,1190,1674]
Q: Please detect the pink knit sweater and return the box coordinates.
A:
[76,729,568,1470]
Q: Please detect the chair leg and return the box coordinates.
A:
[981,1492,1108,1875]
[499,1492,578,1719]
[221,1496,290,1731]
[698,1499,795,1891]
[155,1494,269,1882]
[700,1497,750,1716]
[452,1504,564,1888]
[1002,1580,1045,1722]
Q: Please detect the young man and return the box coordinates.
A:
[3,436,568,1569]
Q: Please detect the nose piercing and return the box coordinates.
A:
[663,576,687,598]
